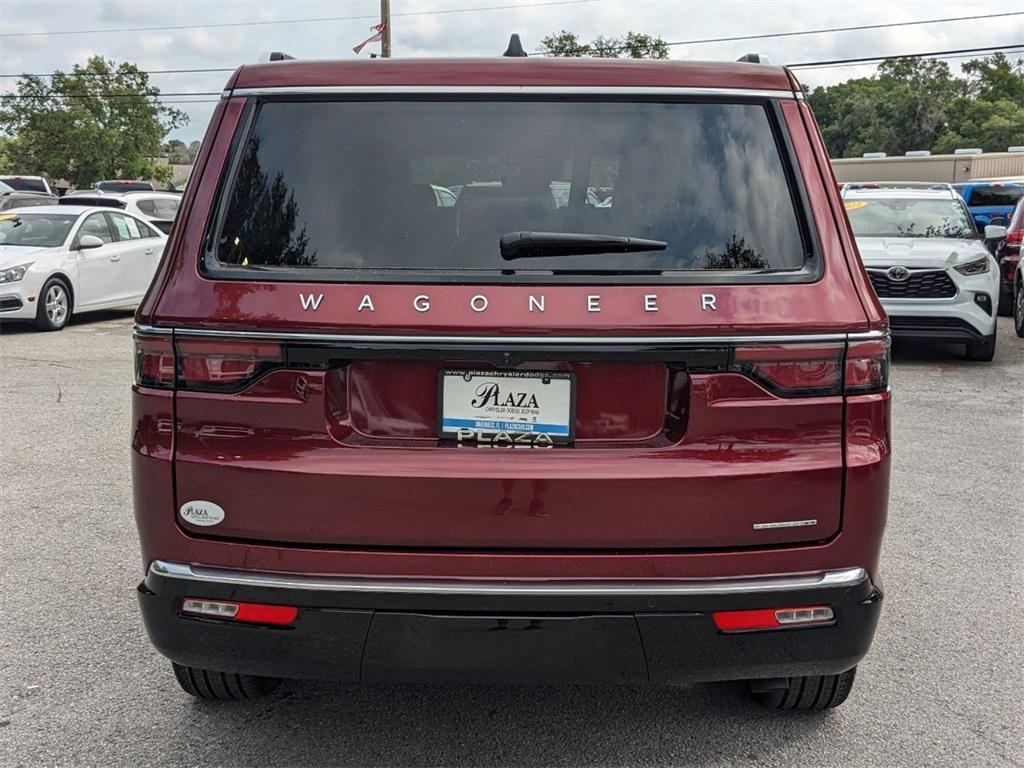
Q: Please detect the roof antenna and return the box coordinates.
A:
[503,34,527,57]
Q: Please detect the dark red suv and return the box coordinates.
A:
[132,57,890,710]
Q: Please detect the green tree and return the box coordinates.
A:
[620,32,668,60]
[539,30,592,57]
[164,138,192,164]
[806,54,1024,158]
[540,30,668,59]
[0,56,187,187]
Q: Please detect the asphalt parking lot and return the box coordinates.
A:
[1,311,1021,767]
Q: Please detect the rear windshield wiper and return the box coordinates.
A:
[500,231,667,260]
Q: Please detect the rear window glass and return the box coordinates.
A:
[966,186,1022,207]
[1,177,48,193]
[0,213,76,247]
[213,100,809,278]
[844,197,974,238]
[96,181,155,192]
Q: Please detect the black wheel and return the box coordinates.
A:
[1015,280,1024,338]
[171,662,281,700]
[965,334,996,362]
[750,667,857,710]
[33,277,71,331]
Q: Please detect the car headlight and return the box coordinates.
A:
[953,256,990,276]
[0,263,33,283]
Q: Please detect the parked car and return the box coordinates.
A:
[952,181,1023,230]
[0,190,58,211]
[843,183,1003,360]
[995,199,1023,315]
[0,206,166,331]
[1015,258,1024,337]
[0,175,53,195]
[94,179,157,192]
[132,56,890,710]
[60,190,182,234]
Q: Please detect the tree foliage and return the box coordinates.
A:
[163,139,202,164]
[807,53,1024,158]
[540,30,668,59]
[0,56,187,187]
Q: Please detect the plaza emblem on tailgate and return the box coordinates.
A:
[298,292,718,313]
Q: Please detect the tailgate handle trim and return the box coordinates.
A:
[149,560,867,597]
[136,324,886,347]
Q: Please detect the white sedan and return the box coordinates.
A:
[0,205,167,331]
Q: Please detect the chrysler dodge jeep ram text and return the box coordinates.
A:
[131,56,890,710]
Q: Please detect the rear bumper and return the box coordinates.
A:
[138,561,882,685]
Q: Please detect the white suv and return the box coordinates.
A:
[843,183,1003,361]
[59,190,181,234]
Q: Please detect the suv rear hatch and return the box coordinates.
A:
[147,90,883,551]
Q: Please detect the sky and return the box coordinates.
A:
[1,0,1022,144]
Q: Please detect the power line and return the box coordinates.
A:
[0,0,598,38]
[793,48,1024,71]
[787,44,1024,68]
[663,11,1023,48]
[4,10,1021,78]
[0,67,237,79]
[537,11,1024,55]
[0,92,221,98]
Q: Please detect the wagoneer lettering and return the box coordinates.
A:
[132,56,889,710]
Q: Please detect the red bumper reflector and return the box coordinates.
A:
[712,605,834,632]
[181,598,298,626]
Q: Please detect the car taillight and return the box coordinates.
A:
[844,338,890,394]
[732,343,844,396]
[732,338,889,397]
[132,334,285,392]
[712,605,835,632]
[134,334,175,389]
[181,598,298,626]
[176,338,284,392]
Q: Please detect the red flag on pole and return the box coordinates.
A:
[353,23,387,54]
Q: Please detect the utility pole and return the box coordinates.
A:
[381,0,391,58]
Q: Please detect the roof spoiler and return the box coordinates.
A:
[258,52,296,62]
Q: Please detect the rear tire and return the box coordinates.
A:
[33,277,71,331]
[749,667,857,711]
[965,334,996,362]
[1015,281,1024,338]
[171,662,281,700]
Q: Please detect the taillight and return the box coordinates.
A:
[181,598,298,626]
[732,343,844,396]
[844,338,890,394]
[732,338,889,397]
[176,338,284,392]
[132,334,285,392]
[134,334,175,389]
[712,605,835,632]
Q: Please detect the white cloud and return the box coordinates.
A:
[140,34,174,52]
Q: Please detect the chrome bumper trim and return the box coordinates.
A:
[149,560,867,597]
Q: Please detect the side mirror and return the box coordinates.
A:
[984,224,1007,241]
[77,234,104,250]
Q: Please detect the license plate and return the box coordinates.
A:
[439,370,575,443]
